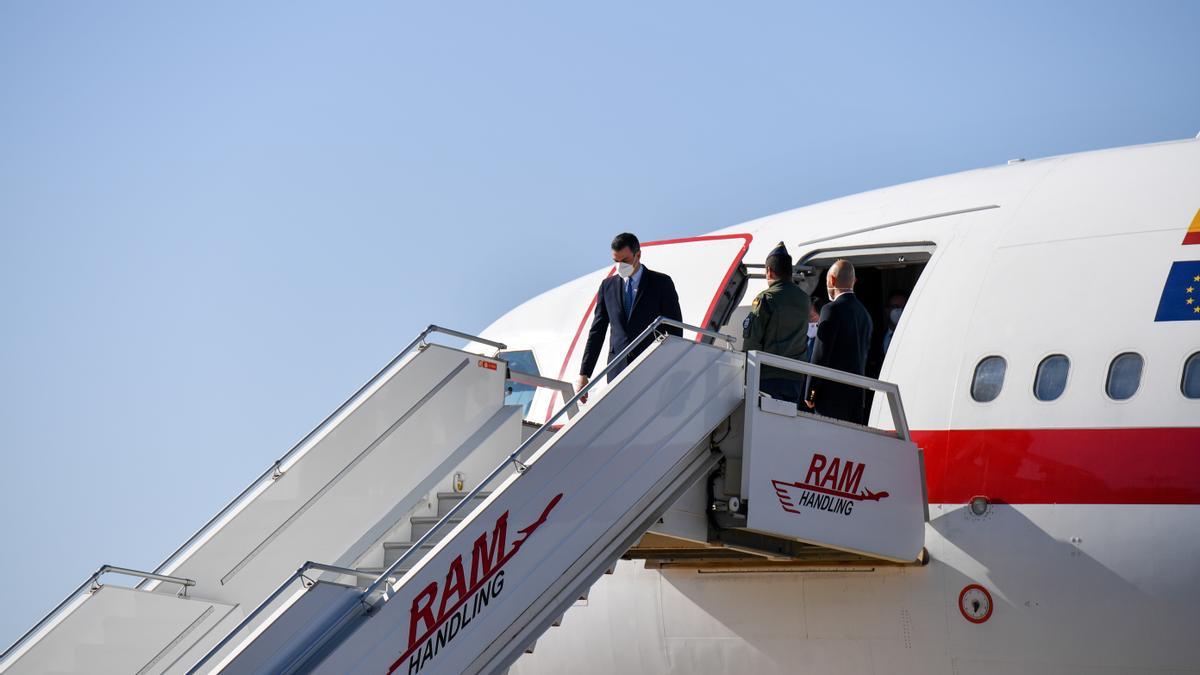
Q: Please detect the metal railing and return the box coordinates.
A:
[363,318,734,599]
[745,350,912,441]
[507,368,578,418]
[744,349,928,520]
[142,325,506,589]
[184,560,379,674]
[507,369,573,402]
[0,566,196,665]
[0,325,505,670]
[189,317,734,674]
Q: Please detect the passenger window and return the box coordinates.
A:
[1183,352,1200,399]
[971,356,1006,402]
[1034,354,1070,401]
[501,350,540,415]
[1106,352,1144,401]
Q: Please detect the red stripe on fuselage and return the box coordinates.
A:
[915,427,1200,505]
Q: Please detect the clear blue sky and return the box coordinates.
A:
[1,0,1197,647]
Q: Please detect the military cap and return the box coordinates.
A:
[766,241,790,261]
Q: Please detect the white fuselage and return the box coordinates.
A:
[479,139,1200,674]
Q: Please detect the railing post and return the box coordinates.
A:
[189,317,733,675]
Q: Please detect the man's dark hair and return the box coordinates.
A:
[765,252,793,279]
[611,232,640,254]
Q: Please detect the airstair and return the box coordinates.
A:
[1,318,928,675]
[0,326,560,675]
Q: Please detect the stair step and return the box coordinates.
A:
[408,516,466,540]
[552,613,563,627]
[383,542,437,567]
[354,567,401,583]
[436,491,492,517]
[524,639,537,654]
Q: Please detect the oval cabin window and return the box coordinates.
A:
[971,356,1006,402]
[1034,354,1070,401]
[1106,352,1144,401]
[1183,352,1200,399]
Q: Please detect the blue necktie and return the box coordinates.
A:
[624,279,635,319]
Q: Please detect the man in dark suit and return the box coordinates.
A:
[806,259,873,423]
[577,233,683,401]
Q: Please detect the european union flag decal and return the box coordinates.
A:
[1155,260,1200,321]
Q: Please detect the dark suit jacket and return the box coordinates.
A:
[580,266,683,381]
[807,292,873,423]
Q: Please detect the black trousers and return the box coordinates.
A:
[760,378,803,404]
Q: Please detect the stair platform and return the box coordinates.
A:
[623,532,929,570]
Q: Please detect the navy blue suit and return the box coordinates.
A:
[580,267,683,381]
[807,292,873,423]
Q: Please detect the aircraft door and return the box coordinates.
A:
[541,234,752,420]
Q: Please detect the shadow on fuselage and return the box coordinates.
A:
[647,504,1198,673]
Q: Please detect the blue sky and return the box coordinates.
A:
[1,1,1197,647]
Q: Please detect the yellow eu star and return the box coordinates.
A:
[1190,298,1196,305]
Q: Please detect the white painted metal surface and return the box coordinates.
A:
[2,337,522,675]
[501,139,1200,674]
[740,350,926,562]
[216,334,745,675]
[159,343,511,605]
[743,406,925,562]
[4,585,241,675]
[205,582,363,674]
[9,138,1200,675]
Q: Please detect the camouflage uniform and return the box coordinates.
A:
[743,244,811,401]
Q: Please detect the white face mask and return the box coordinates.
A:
[807,322,818,339]
[616,262,635,279]
[889,307,903,325]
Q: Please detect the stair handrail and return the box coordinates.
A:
[3,325,505,670]
[507,368,579,418]
[744,350,912,441]
[141,325,506,590]
[0,565,196,665]
[745,349,928,522]
[362,317,735,599]
[185,317,733,674]
[183,559,388,675]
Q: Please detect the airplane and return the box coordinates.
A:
[2,135,1197,675]
[497,135,1200,675]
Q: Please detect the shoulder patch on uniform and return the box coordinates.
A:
[751,296,761,310]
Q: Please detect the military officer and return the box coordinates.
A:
[743,242,811,403]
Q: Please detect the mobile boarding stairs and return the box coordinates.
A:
[0,319,927,675]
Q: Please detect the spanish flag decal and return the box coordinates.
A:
[1185,208,1200,245]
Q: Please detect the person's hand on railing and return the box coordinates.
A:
[576,375,590,404]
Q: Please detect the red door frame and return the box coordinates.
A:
[544,233,753,421]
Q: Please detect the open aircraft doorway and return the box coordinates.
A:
[798,242,936,418]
